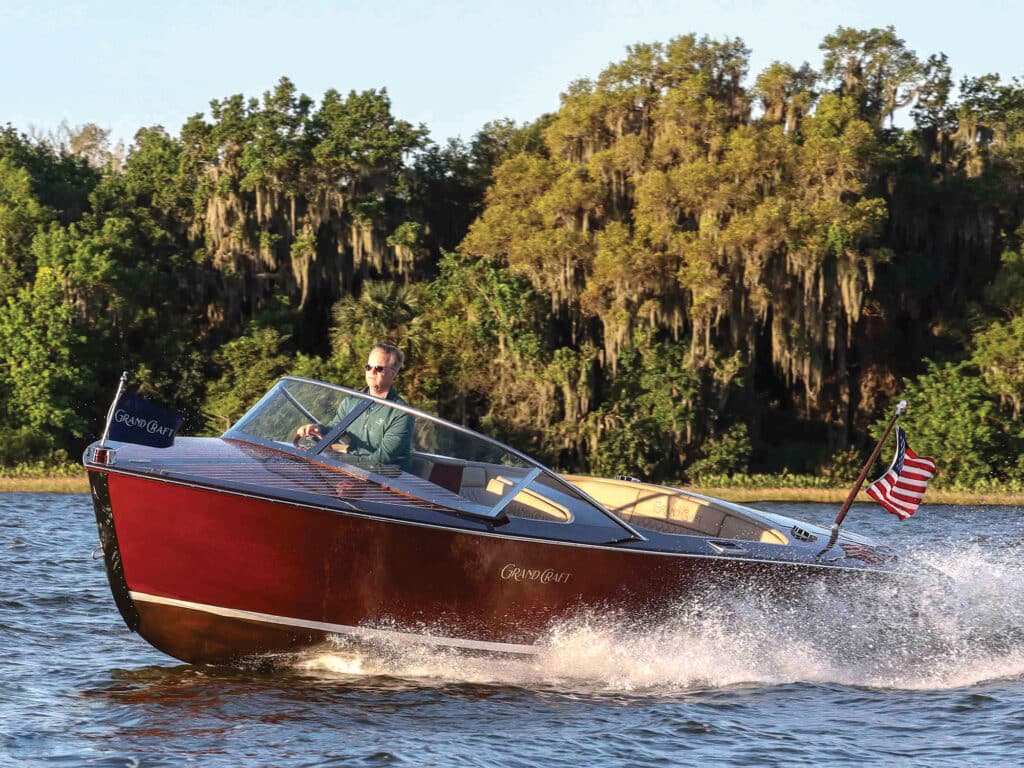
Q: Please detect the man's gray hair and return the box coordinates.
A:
[372,343,405,371]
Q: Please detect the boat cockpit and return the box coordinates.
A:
[226,377,789,546]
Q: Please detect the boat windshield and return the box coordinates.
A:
[226,377,643,538]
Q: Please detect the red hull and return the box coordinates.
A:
[94,469,797,664]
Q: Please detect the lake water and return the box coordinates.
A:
[4,492,1024,766]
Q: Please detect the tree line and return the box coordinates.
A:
[2,26,1022,488]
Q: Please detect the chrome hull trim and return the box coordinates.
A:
[129,592,541,657]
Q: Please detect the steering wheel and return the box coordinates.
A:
[292,423,326,450]
[293,434,319,450]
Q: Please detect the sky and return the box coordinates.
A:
[2,0,1022,149]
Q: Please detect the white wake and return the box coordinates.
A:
[292,541,1024,692]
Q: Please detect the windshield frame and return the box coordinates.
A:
[225,377,646,540]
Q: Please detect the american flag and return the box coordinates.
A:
[866,427,937,520]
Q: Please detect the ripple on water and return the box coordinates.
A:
[5,494,1024,766]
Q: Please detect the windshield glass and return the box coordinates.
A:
[226,377,612,527]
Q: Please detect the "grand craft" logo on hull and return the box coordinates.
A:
[500,563,573,584]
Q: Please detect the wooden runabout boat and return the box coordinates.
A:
[84,376,900,665]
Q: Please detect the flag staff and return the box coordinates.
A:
[99,371,128,449]
[818,399,907,556]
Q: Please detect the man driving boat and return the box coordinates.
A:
[295,343,414,471]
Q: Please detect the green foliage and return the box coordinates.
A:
[0,156,52,295]
[0,125,99,223]
[586,416,665,479]
[412,250,550,434]
[884,360,1018,487]
[2,43,1024,495]
[819,26,922,126]
[585,338,700,479]
[0,267,90,449]
[688,423,754,481]
[0,456,81,478]
[330,280,425,381]
[387,221,422,250]
[0,427,57,466]
[973,315,1024,418]
[692,472,838,490]
[984,246,1024,316]
[122,126,191,221]
[818,446,866,485]
[311,87,428,176]
[406,118,551,258]
[202,325,294,433]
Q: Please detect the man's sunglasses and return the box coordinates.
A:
[365,365,393,373]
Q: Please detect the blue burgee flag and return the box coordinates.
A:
[107,391,183,448]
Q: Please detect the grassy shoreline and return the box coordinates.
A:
[2,473,1022,506]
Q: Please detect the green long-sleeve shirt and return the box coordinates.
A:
[331,388,414,472]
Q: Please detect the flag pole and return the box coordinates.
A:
[817,399,907,556]
[99,371,128,449]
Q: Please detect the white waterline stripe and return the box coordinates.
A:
[130,592,540,656]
